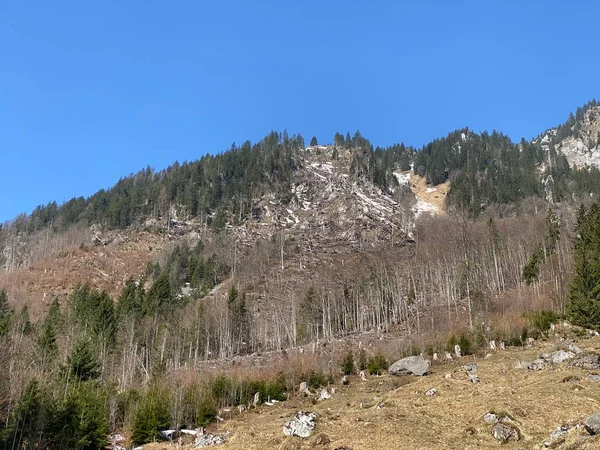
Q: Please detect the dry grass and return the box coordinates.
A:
[0,230,166,318]
[409,173,450,213]
[143,335,600,450]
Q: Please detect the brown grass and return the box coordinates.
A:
[146,335,600,450]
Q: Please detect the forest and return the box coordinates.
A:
[2,101,600,448]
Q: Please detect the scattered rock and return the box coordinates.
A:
[500,341,506,351]
[318,388,330,401]
[342,375,349,385]
[283,412,317,438]
[489,340,497,351]
[313,433,330,445]
[194,432,227,448]
[551,350,576,364]
[586,374,600,382]
[388,356,431,376]
[517,358,549,371]
[483,413,499,424]
[359,370,368,381]
[568,344,583,354]
[454,344,462,358]
[444,352,453,361]
[584,412,600,435]
[543,425,571,447]
[468,373,480,384]
[463,363,477,374]
[569,353,600,370]
[299,382,309,395]
[491,423,519,443]
[253,391,260,407]
[432,352,438,361]
[425,388,437,396]
[526,337,535,347]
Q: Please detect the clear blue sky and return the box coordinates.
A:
[1,1,599,222]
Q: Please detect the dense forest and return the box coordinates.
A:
[3,100,597,239]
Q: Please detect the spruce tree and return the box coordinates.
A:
[566,203,600,330]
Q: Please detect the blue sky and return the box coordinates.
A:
[1,1,599,222]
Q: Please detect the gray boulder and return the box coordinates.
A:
[388,356,431,376]
[491,423,519,443]
[551,350,576,364]
[194,432,226,448]
[283,411,317,438]
[569,353,600,370]
[584,412,600,435]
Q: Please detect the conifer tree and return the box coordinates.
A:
[566,203,600,330]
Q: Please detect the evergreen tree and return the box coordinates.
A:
[132,388,170,445]
[0,289,12,337]
[309,136,318,147]
[67,339,101,382]
[566,203,600,330]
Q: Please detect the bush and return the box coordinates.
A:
[341,351,355,375]
[446,335,458,353]
[305,370,328,389]
[458,334,473,355]
[527,310,558,333]
[367,353,388,375]
[196,396,216,427]
[265,373,287,401]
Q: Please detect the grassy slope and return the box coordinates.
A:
[144,335,600,450]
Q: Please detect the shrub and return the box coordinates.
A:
[341,351,355,375]
[458,334,473,355]
[196,396,216,427]
[265,373,287,401]
[305,370,328,389]
[367,353,388,375]
[527,310,558,333]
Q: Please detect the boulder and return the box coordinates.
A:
[283,412,317,438]
[194,432,226,448]
[569,353,600,371]
[388,356,431,376]
[543,425,571,447]
[551,350,576,364]
[318,388,330,401]
[584,412,600,435]
[586,374,600,382]
[483,413,498,424]
[491,423,519,443]
[463,363,477,374]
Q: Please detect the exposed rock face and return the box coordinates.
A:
[283,412,317,438]
[388,356,430,376]
[491,423,519,443]
[537,106,600,168]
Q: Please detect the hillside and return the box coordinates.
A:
[146,331,600,450]
[3,101,600,450]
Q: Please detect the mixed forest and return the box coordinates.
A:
[2,101,600,448]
